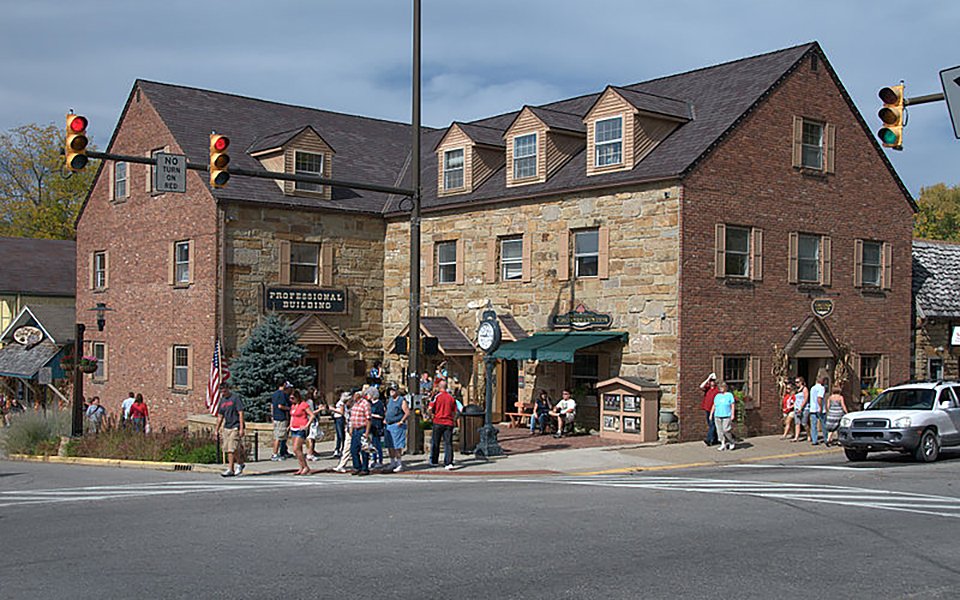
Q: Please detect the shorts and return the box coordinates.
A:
[562,412,576,424]
[385,423,407,450]
[783,410,795,422]
[222,427,243,453]
[290,428,307,439]
[273,420,289,441]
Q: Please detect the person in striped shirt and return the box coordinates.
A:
[349,390,372,476]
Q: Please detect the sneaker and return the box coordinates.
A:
[727,443,735,450]
[306,454,320,461]
[221,468,235,477]
[234,464,245,476]
[393,463,403,473]
[428,461,439,467]
[445,464,456,471]
[333,466,347,473]
[358,471,370,477]
[717,444,726,451]
[270,454,281,461]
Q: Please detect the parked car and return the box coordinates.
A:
[838,381,960,462]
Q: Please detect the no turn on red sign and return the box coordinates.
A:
[153,152,187,193]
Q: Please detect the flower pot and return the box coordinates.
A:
[78,364,98,374]
[659,409,677,424]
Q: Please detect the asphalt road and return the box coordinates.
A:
[2,451,960,599]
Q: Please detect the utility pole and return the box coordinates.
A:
[407,0,423,452]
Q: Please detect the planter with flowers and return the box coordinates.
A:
[78,357,99,374]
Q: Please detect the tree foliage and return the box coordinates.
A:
[0,122,97,240]
[228,314,315,422]
[914,183,960,242]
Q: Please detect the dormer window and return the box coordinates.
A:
[443,148,464,190]
[294,151,323,192]
[595,117,623,167]
[513,133,537,179]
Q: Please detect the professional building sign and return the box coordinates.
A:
[550,303,612,330]
[811,298,834,319]
[265,288,346,313]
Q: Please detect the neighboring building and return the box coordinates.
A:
[76,42,915,439]
[0,305,75,408]
[912,239,960,383]
[0,236,76,344]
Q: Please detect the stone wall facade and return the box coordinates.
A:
[914,318,960,381]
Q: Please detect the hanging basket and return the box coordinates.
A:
[78,364,98,374]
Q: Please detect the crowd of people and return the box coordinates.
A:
[699,371,851,449]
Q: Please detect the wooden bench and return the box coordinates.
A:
[504,401,535,427]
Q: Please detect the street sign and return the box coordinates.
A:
[153,152,187,193]
[940,65,960,139]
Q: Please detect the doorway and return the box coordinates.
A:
[497,359,520,421]
[796,357,832,388]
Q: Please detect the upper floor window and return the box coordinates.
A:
[501,236,523,281]
[860,354,880,390]
[801,121,824,169]
[114,162,127,200]
[595,117,623,167]
[290,242,319,285]
[724,226,750,278]
[174,241,190,284]
[436,241,457,284]
[93,251,108,289]
[173,345,190,389]
[574,229,599,278]
[797,234,820,283]
[861,241,882,287]
[294,151,323,192]
[513,134,537,179]
[443,149,464,190]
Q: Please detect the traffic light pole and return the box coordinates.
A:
[905,92,945,106]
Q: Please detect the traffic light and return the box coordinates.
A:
[877,85,905,149]
[65,114,88,171]
[209,133,230,187]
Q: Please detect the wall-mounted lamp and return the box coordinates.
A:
[88,302,115,332]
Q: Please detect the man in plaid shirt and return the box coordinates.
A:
[349,390,372,476]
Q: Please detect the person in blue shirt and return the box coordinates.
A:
[270,378,291,461]
[710,382,737,451]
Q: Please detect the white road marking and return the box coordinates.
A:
[537,475,960,519]
[725,464,883,471]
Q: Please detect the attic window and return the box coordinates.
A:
[294,151,323,192]
[443,148,464,190]
[595,117,622,167]
[513,133,537,179]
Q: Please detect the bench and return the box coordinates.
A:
[505,401,535,428]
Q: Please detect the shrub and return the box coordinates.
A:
[68,421,219,463]
[1,409,68,455]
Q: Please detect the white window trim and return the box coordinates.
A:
[801,120,824,170]
[861,240,882,288]
[436,240,457,284]
[724,225,751,278]
[173,345,190,389]
[594,116,623,167]
[574,229,599,279]
[443,148,465,191]
[294,151,324,193]
[797,233,820,284]
[512,133,537,180]
[92,341,106,381]
[500,236,523,281]
[174,240,190,285]
[114,162,128,200]
[290,242,320,285]
[93,251,107,289]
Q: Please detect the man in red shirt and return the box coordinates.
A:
[349,390,372,476]
[428,380,459,470]
[700,372,719,446]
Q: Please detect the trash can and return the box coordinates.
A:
[459,404,484,454]
[408,408,425,455]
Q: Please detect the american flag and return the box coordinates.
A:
[206,337,228,415]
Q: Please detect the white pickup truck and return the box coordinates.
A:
[837,381,960,462]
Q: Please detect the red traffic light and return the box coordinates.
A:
[213,136,229,151]
[69,115,88,132]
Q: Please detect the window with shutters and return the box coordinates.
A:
[798,234,820,283]
[574,229,599,278]
[290,243,319,285]
[860,355,880,390]
[723,356,748,392]
[294,151,323,192]
[513,134,537,180]
[173,345,190,389]
[595,117,623,167]
[801,121,824,169]
[443,148,464,191]
[436,241,457,284]
[724,226,750,278]
[174,241,190,284]
[93,251,107,290]
[92,342,107,381]
[501,236,523,281]
[861,241,882,287]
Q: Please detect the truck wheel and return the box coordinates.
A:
[844,448,868,462]
[914,430,940,463]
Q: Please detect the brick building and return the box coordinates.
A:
[76,42,915,439]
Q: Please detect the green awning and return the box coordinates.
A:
[493,331,628,363]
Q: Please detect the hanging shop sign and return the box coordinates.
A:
[550,303,613,330]
[265,288,347,313]
[13,326,43,346]
[811,298,834,319]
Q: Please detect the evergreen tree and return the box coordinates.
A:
[229,314,315,422]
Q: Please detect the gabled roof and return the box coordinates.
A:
[913,239,960,319]
[0,236,76,296]
[247,125,335,155]
[523,106,586,134]
[602,86,692,121]
[434,122,507,151]
[395,316,476,356]
[0,305,76,345]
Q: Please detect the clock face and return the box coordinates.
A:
[478,322,495,350]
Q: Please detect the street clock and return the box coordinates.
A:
[477,310,501,354]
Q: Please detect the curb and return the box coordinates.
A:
[573,447,843,476]
[8,454,223,474]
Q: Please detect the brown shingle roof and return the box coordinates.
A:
[607,87,692,121]
[0,236,76,296]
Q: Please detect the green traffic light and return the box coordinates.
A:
[878,127,899,145]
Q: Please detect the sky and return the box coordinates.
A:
[2,0,957,197]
